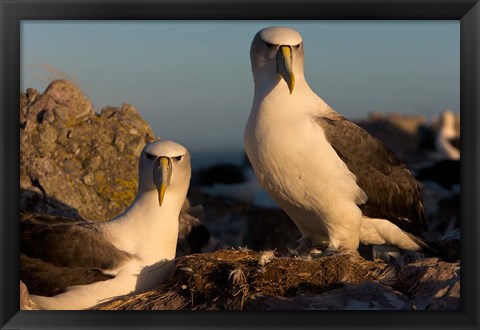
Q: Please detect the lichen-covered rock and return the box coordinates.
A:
[24,80,94,128]
[20,80,155,221]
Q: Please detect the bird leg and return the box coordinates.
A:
[293,237,313,255]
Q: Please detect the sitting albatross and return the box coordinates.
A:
[244,26,431,256]
[21,139,191,310]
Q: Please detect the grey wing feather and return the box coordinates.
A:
[20,212,132,269]
[315,112,428,236]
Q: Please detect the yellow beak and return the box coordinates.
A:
[277,45,295,94]
[156,157,172,206]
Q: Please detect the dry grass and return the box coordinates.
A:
[28,64,81,89]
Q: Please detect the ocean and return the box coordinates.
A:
[189,150,247,171]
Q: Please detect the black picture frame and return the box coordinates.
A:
[1,0,478,329]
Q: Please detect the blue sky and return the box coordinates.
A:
[21,21,459,163]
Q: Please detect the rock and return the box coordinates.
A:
[176,212,212,257]
[396,258,460,310]
[26,87,39,104]
[434,228,460,262]
[245,207,301,252]
[416,160,460,191]
[247,281,409,310]
[419,181,452,220]
[20,80,155,221]
[187,187,300,252]
[25,80,94,127]
[421,182,460,248]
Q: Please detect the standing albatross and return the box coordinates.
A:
[435,110,460,160]
[21,139,191,310]
[244,26,430,256]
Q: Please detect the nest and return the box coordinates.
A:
[93,249,390,310]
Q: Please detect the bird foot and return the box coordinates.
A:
[288,238,359,259]
[287,240,330,259]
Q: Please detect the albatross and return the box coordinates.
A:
[435,110,460,160]
[244,26,431,257]
[21,139,191,310]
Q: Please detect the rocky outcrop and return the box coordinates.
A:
[20,80,155,221]
[396,258,460,310]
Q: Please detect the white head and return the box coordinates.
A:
[250,26,304,94]
[137,140,191,206]
[439,110,457,133]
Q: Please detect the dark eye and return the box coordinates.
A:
[265,42,275,48]
[146,153,156,160]
[174,156,182,162]
[293,43,301,49]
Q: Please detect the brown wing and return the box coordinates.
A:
[315,112,428,237]
[20,254,113,296]
[20,212,132,269]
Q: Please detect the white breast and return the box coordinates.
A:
[245,91,364,249]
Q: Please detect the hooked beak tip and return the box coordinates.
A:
[158,184,166,206]
[288,74,295,94]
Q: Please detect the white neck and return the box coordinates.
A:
[102,187,186,263]
[252,71,330,121]
[253,67,307,96]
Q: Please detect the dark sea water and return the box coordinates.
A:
[190,150,246,171]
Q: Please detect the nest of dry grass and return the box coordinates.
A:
[93,249,390,310]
